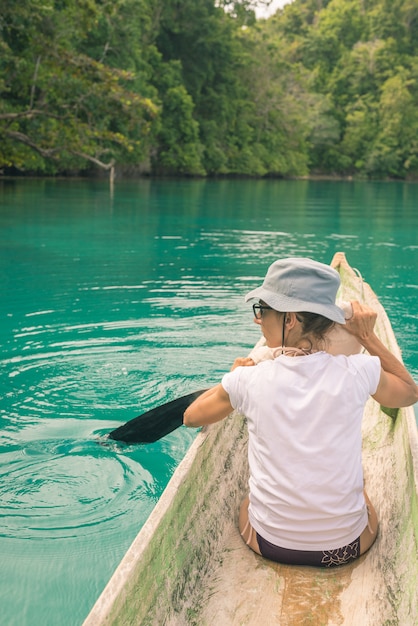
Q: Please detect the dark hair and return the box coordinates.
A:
[297,311,334,342]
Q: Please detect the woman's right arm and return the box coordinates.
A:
[183,384,234,428]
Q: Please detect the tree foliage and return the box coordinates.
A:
[1,0,418,179]
[0,0,157,175]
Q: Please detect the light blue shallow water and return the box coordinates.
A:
[0,178,417,625]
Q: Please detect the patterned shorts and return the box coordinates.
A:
[256,533,360,567]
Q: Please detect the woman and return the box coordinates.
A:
[183,257,418,567]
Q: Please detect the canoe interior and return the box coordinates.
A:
[83,253,418,626]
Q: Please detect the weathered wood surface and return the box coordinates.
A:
[83,253,418,626]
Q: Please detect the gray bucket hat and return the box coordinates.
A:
[245,257,346,324]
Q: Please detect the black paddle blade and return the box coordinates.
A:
[107,389,209,444]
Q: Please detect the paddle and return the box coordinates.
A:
[107,389,209,444]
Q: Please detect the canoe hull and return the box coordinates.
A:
[84,253,418,626]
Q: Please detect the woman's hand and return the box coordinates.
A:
[344,301,377,344]
[231,357,255,371]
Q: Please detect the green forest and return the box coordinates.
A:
[1,0,418,179]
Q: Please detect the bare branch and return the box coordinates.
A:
[0,109,51,121]
[99,42,110,64]
[71,150,116,183]
[4,129,116,174]
[70,150,115,171]
[29,56,42,110]
[4,129,60,158]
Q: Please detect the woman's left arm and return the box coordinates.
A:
[346,301,418,408]
[183,383,234,428]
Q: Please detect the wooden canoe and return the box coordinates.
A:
[83,252,418,626]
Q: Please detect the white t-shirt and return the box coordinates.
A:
[222,351,381,550]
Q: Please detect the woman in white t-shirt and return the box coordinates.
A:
[184,257,418,567]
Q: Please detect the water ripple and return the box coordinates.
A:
[0,438,156,540]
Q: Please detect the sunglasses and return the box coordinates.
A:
[252,303,273,319]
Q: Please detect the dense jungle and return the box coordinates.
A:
[1,0,418,179]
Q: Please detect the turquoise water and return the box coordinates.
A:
[0,178,417,625]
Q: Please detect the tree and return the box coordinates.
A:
[366,70,418,177]
[153,84,205,175]
[236,27,312,176]
[2,0,418,179]
[153,0,254,174]
[0,0,157,176]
